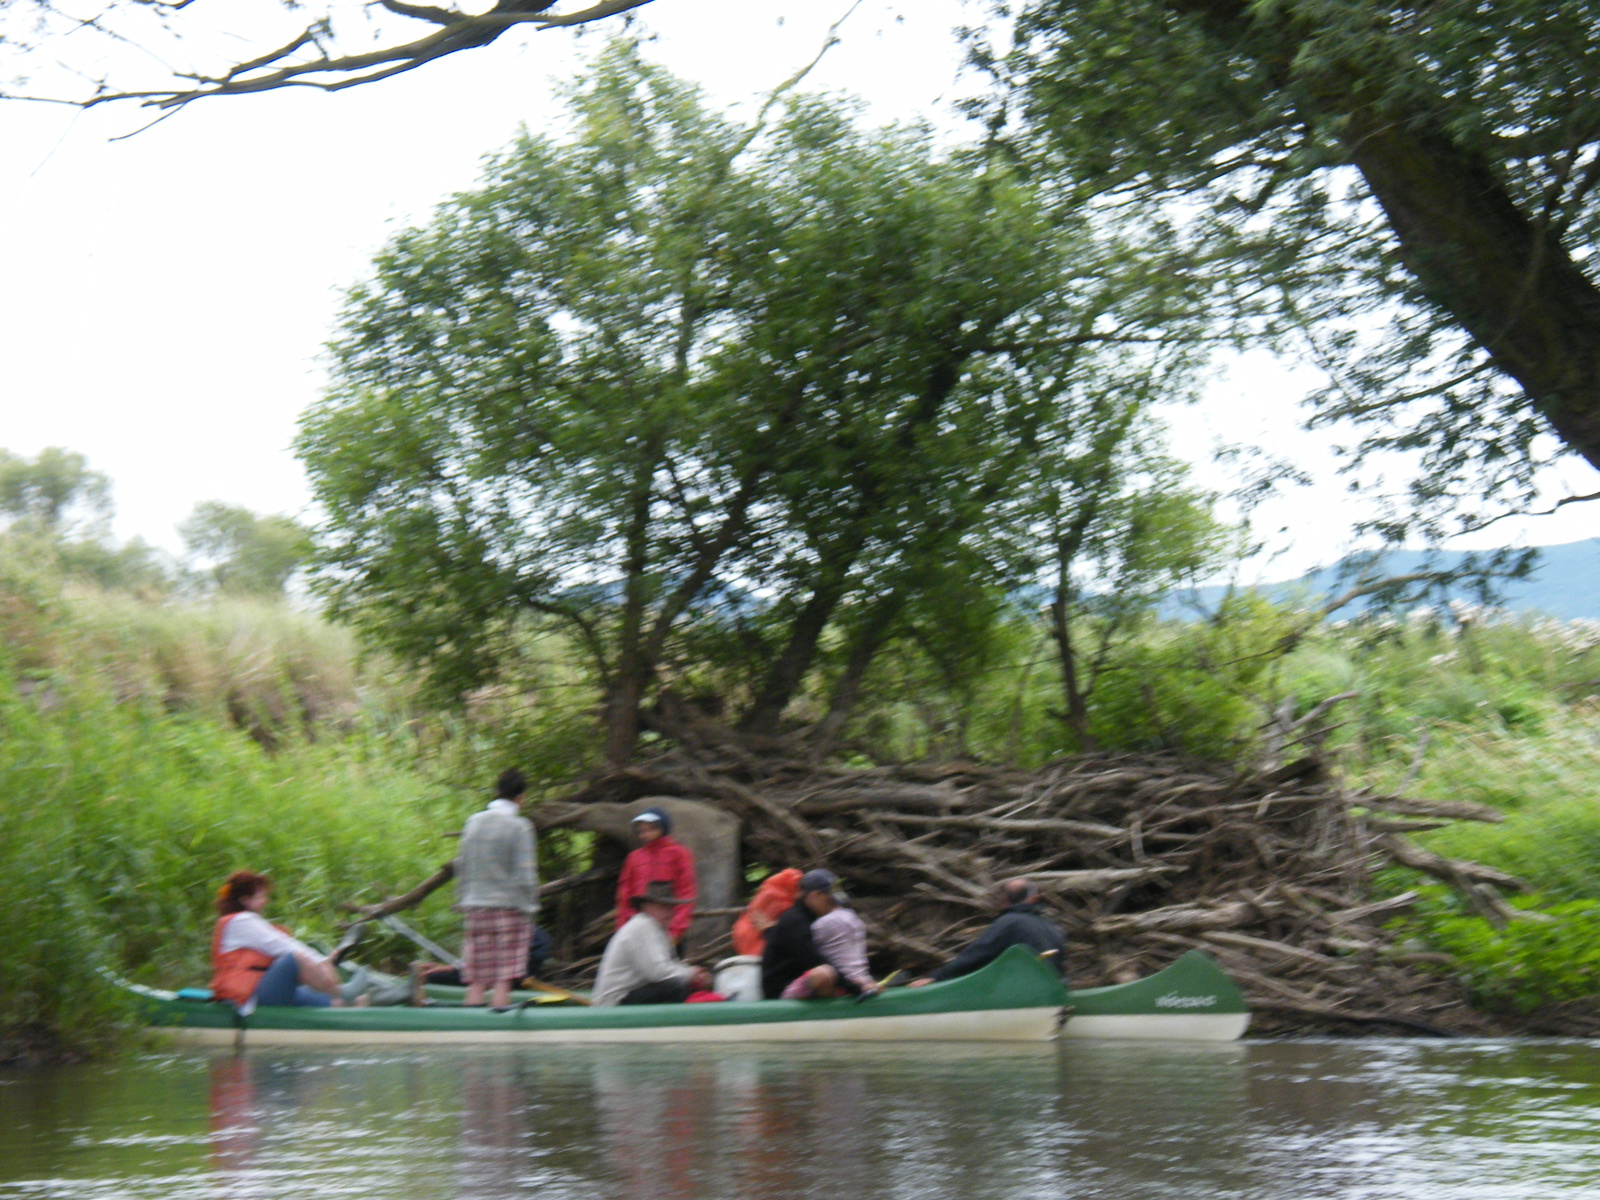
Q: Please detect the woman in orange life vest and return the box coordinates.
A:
[210,871,345,1012]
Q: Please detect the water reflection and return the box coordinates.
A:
[4,1040,1600,1199]
[207,1055,260,1190]
[456,1056,533,1197]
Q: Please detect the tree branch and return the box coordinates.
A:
[78,0,660,110]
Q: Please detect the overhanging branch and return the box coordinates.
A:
[70,0,661,110]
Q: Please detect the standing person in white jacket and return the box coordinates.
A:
[455,768,538,1008]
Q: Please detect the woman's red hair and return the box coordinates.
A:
[216,870,271,915]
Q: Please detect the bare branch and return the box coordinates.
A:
[71,0,662,111]
[378,0,467,26]
[1456,489,1600,533]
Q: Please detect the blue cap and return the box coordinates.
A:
[799,869,838,894]
[631,806,671,834]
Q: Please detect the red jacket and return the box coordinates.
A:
[615,836,698,942]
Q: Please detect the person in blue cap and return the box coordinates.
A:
[614,805,698,945]
[760,869,866,1000]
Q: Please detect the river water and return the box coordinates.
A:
[3,1040,1599,1198]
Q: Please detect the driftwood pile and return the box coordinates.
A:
[343,719,1593,1035]
[535,742,1574,1036]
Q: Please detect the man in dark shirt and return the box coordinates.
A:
[909,878,1066,986]
[761,869,863,999]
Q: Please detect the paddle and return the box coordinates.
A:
[520,978,592,1007]
[491,994,571,1011]
[379,913,464,968]
[494,980,591,1013]
[853,968,901,1003]
[328,920,369,966]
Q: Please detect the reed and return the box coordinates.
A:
[0,665,468,1059]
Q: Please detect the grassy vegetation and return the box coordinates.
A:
[1280,613,1600,895]
[0,665,462,1057]
[0,567,619,1059]
[8,571,1600,1054]
[1270,612,1600,1011]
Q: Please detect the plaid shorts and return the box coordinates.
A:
[461,909,532,985]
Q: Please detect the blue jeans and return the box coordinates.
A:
[253,952,333,1007]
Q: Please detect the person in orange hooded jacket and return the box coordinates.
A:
[614,807,697,944]
[731,867,802,957]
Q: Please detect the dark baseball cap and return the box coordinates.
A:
[798,869,838,894]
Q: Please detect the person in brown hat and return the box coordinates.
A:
[592,881,713,1006]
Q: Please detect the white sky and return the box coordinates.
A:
[2,0,1596,577]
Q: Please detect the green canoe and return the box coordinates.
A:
[122,946,1248,1044]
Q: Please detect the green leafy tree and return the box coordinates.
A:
[984,348,1235,750]
[299,42,1209,763]
[180,501,311,597]
[996,0,1600,533]
[0,447,111,538]
[301,43,776,763]
[0,446,172,594]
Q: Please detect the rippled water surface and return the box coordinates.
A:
[4,1040,1600,1198]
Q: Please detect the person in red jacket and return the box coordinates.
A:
[614,807,697,944]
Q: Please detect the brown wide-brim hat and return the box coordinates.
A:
[633,880,691,908]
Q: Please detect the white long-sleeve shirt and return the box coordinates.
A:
[591,912,697,1006]
[218,911,320,1015]
[218,911,317,961]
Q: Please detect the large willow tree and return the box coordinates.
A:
[298,41,1213,762]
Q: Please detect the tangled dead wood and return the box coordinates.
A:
[347,739,1594,1035]
[536,743,1564,1035]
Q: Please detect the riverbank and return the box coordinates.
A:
[7,590,1600,1058]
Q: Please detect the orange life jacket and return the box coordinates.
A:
[209,912,291,1005]
[731,867,803,957]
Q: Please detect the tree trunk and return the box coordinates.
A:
[807,595,905,752]
[1341,113,1600,470]
[741,551,860,735]
[1167,0,1600,472]
[607,441,661,766]
[1051,573,1095,751]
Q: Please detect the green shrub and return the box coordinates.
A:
[1086,641,1257,758]
[1393,885,1600,1012]
[1423,783,1600,900]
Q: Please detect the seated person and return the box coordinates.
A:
[781,898,878,999]
[592,881,712,1006]
[761,869,863,999]
[731,867,802,957]
[909,878,1066,986]
[410,925,553,1003]
[210,870,347,1014]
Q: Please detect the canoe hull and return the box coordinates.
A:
[127,946,1250,1044]
[1061,948,1250,1041]
[153,1004,1065,1046]
[1061,1012,1251,1042]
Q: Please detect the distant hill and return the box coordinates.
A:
[1177,540,1600,623]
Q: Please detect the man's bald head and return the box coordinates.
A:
[1001,878,1038,906]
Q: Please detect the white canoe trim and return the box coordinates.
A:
[158,1005,1065,1047]
[1060,1011,1251,1042]
[158,1007,1252,1047]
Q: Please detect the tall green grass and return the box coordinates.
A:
[0,665,469,1058]
[1276,616,1600,899]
